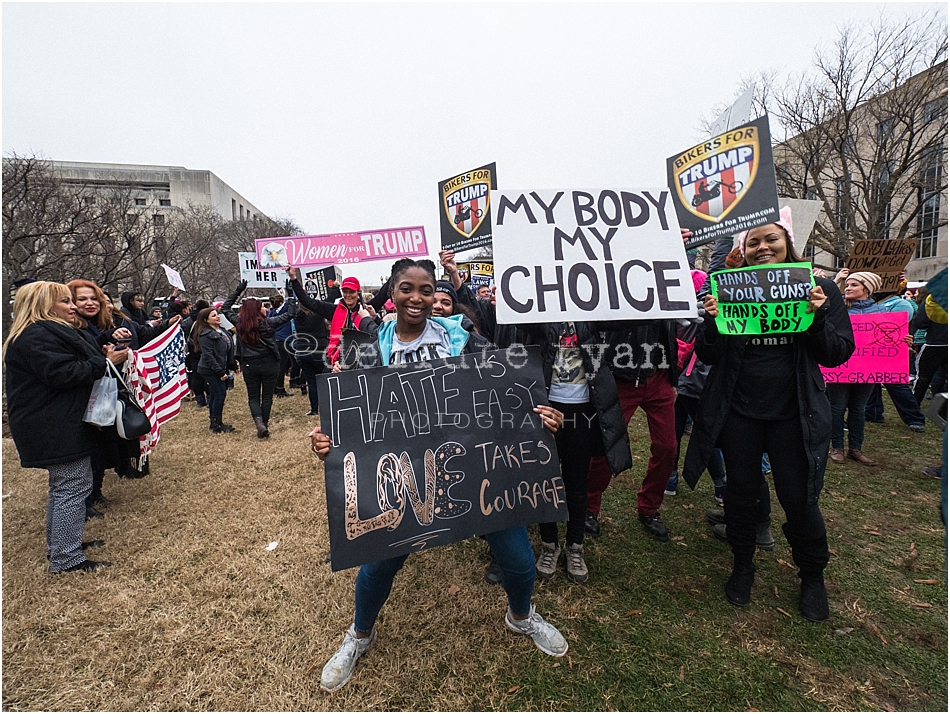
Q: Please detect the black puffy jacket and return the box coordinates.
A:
[683,276,855,504]
[5,321,108,468]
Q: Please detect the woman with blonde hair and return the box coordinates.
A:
[4,281,128,572]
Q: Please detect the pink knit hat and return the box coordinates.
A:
[690,269,708,293]
[735,205,795,249]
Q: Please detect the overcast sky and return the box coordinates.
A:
[2,1,943,284]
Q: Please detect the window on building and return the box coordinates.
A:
[159,199,171,207]
[924,98,947,124]
[802,243,816,260]
[125,213,138,225]
[232,198,237,221]
[240,204,244,220]
[835,176,850,230]
[135,198,146,206]
[804,185,820,201]
[876,117,895,143]
[152,214,165,227]
[917,189,941,259]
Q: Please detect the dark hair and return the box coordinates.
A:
[193,299,211,312]
[270,294,284,307]
[235,298,264,346]
[739,225,803,267]
[169,301,190,316]
[389,258,437,299]
[192,307,216,352]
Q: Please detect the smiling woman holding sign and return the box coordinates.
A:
[684,212,854,622]
[308,257,569,692]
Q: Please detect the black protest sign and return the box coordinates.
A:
[439,162,497,252]
[846,239,919,292]
[711,263,816,335]
[317,346,566,571]
[667,115,781,249]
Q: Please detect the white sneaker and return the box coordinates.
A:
[320,625,377,692]
[535,541,561,581]
[505,606,568,657]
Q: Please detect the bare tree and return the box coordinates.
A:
[719,12,947,260]
[3,152,306,337]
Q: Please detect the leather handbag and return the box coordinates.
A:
[107,360,152,440]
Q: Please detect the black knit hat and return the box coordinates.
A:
[435,280,458,307]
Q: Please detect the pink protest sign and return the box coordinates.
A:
[255,226,427,269]
[820,313,909,384]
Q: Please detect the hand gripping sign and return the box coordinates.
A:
[491,188,697,324]
[317,346,565,571]
[710,263,816,335]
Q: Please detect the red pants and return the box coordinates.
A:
[586,371,677,517]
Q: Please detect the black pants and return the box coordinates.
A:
[275,341,292,392]
[540,401,599,548]
[717,411,827,573]
[186,352,206,401]
[242,359,281,423]
[914,345,948,404]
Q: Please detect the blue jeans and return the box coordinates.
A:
[353,526,536,633]
[203,373,227,425]
[865,384,926,426]
[828,383,875,450]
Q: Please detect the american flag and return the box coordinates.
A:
[124,324,189,462]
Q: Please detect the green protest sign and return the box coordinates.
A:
[711,262,816,335]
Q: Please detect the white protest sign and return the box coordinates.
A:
[709,88,754,137]
[238,252,284,289]
[782,199,823,249]
[161,263,185,291]
[492,188,697,324]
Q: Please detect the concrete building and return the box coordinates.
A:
[49,160,266,224]
[773,62,947,285]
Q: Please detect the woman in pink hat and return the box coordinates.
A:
[684,208,855,622]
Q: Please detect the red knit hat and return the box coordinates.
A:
[341,276,361,292]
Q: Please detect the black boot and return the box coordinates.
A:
[725,560,755,606]
[783,523,831,622]
[254,416,269,438]
[799,576,830,622]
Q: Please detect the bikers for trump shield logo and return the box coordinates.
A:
[673,125,759,223]
[438,163,497,252]
[444,174,491,238]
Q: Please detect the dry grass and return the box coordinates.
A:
[2,380,947,711]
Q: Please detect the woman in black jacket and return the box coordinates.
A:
[221,280,297,437]
[194,307,236,434]
[3,281,128,572]
[684,220,854,621]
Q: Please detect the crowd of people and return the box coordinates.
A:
[4,210,946,692]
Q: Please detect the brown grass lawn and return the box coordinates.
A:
[2,378,947,711]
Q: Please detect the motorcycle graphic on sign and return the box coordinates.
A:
[666,114,780,248]
[444,178,491,239]
[438,163,497,252]
[674,130,758,223]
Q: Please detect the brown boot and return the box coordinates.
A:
[254,416,269,438]
[847,448,875,466]
[829,447,845,463]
